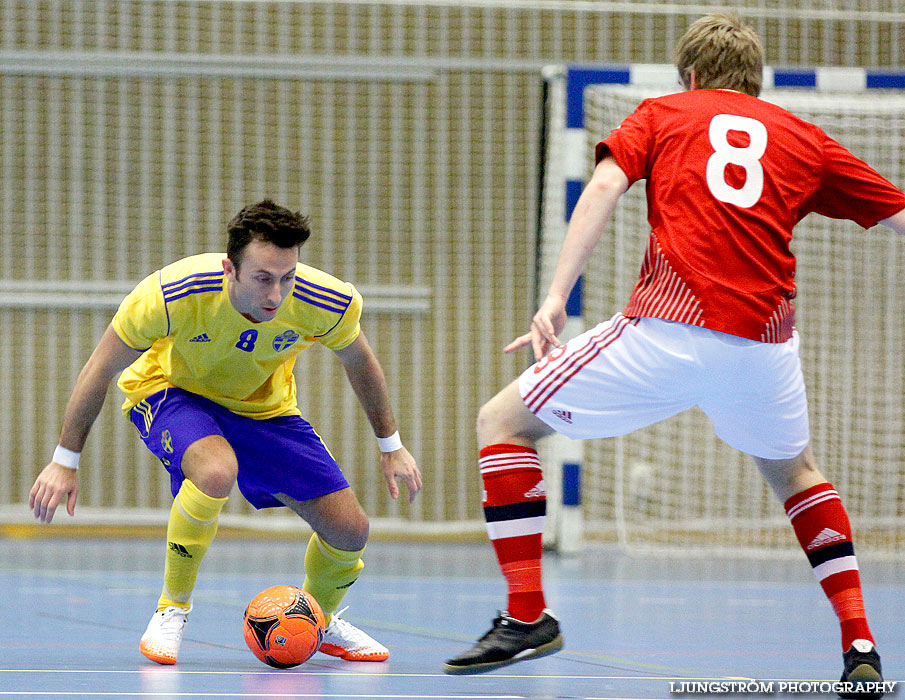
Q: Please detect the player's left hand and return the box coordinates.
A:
[504,294,568,360]
[379,446,422,503]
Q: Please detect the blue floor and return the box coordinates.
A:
[0,538,902,699]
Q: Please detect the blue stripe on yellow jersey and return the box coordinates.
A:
[162,272,225,302]
[293,277,353,314]
[112,253,362,420]
[292,291,349,314]
[163,285,225,303]
[161,271,225,291]
[295,276,353,302]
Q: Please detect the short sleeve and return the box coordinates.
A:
[315,283,362,350]
[807,134,905,228]
[595,98,654,185]
[111,271,169,350]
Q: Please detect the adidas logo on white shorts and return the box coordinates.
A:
[551,409,573,424]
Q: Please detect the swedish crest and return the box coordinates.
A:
[273,329,300,352]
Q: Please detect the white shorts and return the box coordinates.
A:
[518,314,810,460]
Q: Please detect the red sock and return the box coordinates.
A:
[784,483,873,650]
[480,443,547,622]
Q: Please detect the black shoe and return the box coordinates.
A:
[444,609,563,675]
[839,640,884,700]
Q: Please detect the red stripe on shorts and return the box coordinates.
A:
[525,315,633,413]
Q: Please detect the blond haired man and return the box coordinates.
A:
[444,13,904,697]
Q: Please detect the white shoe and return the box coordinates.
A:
[318,607,389,661]
[140,604,191,665]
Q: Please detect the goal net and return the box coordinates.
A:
[545,82,905,557]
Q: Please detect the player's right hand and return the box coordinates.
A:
[379,446,423,504]
[29,462,80,523]
[504,295,568,361]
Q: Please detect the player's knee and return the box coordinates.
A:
[330,511,369,551]
[476,400,502,445]
[349,513,370,550]
[477,396,529,446]
[182,435,239,498]
[755,445,824,502]
[189,459,238,499]
[477,381,536,447]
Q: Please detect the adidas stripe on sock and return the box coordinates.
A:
[302,532,364,623]
[159,478,227,611]
[784,482,873,650]
[480,443,547,623]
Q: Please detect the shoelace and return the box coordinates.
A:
[324,607,372,648]
[152,607,187,645]
[476,613,512,643]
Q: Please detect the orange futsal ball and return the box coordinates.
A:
[243,585,326,668]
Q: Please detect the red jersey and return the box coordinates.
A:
[597,89,905,342]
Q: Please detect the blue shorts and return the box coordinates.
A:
[129,388,349,508]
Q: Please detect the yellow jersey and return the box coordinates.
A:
[112,253,362,419]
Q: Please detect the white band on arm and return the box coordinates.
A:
[52,445,80,470]
[376,431,402,453]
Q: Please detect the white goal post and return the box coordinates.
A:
[539,64,905,558]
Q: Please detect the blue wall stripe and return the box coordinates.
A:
[566,276,583,317]
[772,69,817,88]
[562,463,581,506]
[564,179,585,316]
[565,66,905,109]
[565,179,583,221]
[566,66,631,128]
[867,72,905,89]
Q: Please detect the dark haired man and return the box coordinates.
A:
[29,199,422,665]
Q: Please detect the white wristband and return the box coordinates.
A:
[377,431,402,453]
[52,444,80,470]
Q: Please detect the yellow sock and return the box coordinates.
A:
[158,479,227,611]
[303,533,364,623]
